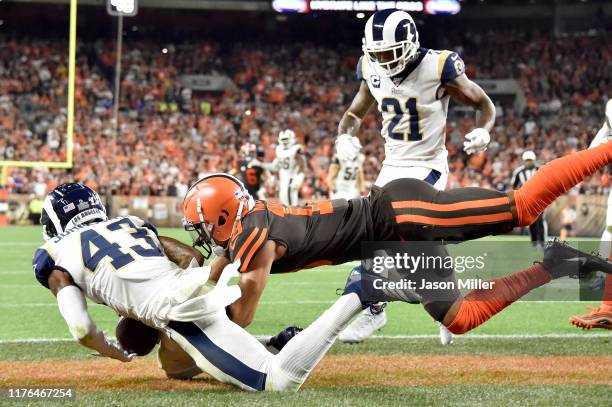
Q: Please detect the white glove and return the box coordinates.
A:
[335,134,361,161]
[463,128,490,155]
[87,330,136,362]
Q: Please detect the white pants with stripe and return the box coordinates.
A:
[279,176,300,206]
[374,164,448,191]
[158,293,362,391]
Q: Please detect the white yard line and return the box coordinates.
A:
[0,300,598,308]
[0,333,608,344]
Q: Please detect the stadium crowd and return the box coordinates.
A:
[1,29,610,200]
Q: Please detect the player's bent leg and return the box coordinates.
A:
[167,314,271,391]
[166,293,364,391]
[388,143,612,242]
[266,293,363,390]
[385,178,516,242]
[439,241,612,334]
[338,300,387,343]
[513,142,612,226]
[157,331,202,380]
[367,165,449,344]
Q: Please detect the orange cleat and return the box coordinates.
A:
[569,305,612,330]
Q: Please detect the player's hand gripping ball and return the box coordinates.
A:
[116,317,160,356]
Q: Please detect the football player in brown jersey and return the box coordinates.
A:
[183,143,612,335]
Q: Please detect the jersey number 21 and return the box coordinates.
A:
[381,97,423,141]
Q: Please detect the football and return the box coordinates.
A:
[116,317,160,356]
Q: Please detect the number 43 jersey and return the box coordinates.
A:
[32,216,183,327]
[358,48,465,170]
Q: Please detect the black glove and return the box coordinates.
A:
[267,326,303,353]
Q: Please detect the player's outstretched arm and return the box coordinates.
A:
[226,241,277,327]
[47,270,134,362]
[338,81,376,136]
[336,82,376,161]
[444,74,496,154]
[159,236,204,268]
[443,74,495,132]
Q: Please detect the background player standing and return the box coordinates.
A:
[512,150,547,250]
[235,143,267,200]
[334,9,496,344]
[568,98,612,329]
[327,152,365,200]
[272,129,306,206]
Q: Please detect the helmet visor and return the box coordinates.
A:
[183,219,214,259]
[363,41,417,77]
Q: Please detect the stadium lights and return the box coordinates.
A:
[424,0,461,15]
[272,0,310,13]
[107,0,138,16]
[309,1,423,12]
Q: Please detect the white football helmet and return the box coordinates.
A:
[278,129,296,149]
[362,9,420,78]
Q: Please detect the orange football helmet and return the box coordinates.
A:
[183,173,251,258]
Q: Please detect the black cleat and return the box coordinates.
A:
[539,239,612,279]
[267,326,303,353]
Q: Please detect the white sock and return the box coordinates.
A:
[267,293,362,391]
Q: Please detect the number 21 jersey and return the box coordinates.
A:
[359,48,465,170]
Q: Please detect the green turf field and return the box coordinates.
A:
[0,226,610,406]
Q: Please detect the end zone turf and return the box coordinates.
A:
[1,227,610,404]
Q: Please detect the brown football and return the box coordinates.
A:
[116,317,160,356]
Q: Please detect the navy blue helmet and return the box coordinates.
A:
[40,183,107,240]
[362,9,420,77]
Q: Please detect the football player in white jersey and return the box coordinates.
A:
[335,9,496,344]
[32,182,382,391]
[274,129,306,206]
[327,152,365,200]
[568,98,612,329]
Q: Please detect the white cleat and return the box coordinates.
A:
[339,307,387,343]
[438,322,454,345]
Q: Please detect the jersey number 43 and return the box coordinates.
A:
[80,218,163,271]
[381,97,423,141]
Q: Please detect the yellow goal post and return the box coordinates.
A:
[0,0,78,185]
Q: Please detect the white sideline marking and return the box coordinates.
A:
[372,334,610,339]
[0,333,608,344]
[0,300,597,308]
[0,300,337,307]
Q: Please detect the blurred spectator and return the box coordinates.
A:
[1,30,610,198]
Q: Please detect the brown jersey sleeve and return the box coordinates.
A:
[228,211,269,273]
